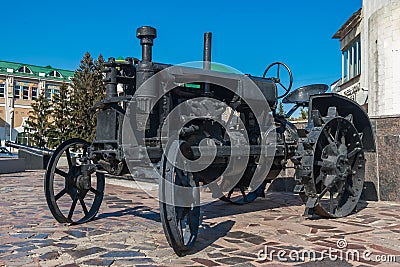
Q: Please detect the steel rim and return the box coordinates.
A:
[312,118,365,217]
[159,157,200,256]
[44,138,104,224]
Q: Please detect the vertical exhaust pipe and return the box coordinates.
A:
[203,32,212,95]
[136,26,157,63]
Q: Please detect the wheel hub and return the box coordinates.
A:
[76,174,92,191]
[321,143,351,186]
[336,155,350,176]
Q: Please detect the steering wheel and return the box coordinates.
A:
[262,62,293,99]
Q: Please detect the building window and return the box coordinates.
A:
[0,84,5,98]
[23,86,29,100]
[48,70,62,78]
[343,36,361,82]
[14,85,21,99]
[45,84,60,101]
[32,87,37,99]
[46,88,52,100]
[17,66,32,74]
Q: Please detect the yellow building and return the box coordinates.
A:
[0,60,74,145]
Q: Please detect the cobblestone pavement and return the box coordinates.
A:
[1,170,400,266]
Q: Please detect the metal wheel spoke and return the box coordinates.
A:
[322,128,335,144]
[334,121,341,141]
[66,149,73,167]
[278,82,287,92]
[68,197,78,220]
[318,186,330,199]
[341,135,346,145]
[347,147,361,159]
[55,189,66,201]
[179,220,184,239]
[277,64,280,77]
[79,198,88,215]
[345,184,356,197]
[90,187,102,197]
[55,168,68,178]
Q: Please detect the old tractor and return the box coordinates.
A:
[44,26,375,256]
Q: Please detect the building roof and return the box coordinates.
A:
[332,8,362,39]
[0,60,74,82]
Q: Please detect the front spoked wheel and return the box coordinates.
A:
[297,111,365,218]
[159,155,200,256]
[44,138,104,224]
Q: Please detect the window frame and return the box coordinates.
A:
[342,36,361,83]
[31,87,37,99]
[45,84,60,101]
[48,70,63,78]
[22,86,29,100]
[0,84,5,98]
[14,85,21,99]
[17,66,32,74]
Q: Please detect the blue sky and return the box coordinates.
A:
[2,0,361,92]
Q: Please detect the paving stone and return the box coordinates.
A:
[32,233,50,239]
[103,243,129,249]
[192,258,221,266]
[100,250,145,258]
[31,245,59,254]
[54,243,77,249]
[12,241,33,247]
[245,236,266,245]
[39,251,60,260]
[207,252,227,258]
[9,233,34,239]
[81,258,114,266]
[112,258,154,265]
[67,247,106,259]
[3,257,35,266]
[294,258,353,266]
[232,263,256,267]
[1,252,33,260]
[15,245,36,252]
[64,230,86,238]
[224,238,244,244]
[215,257,251,265]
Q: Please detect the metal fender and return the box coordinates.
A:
[309,93,376,152]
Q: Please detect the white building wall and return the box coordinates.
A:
[367,0,400,116]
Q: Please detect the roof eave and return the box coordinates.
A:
[332,8,362,39]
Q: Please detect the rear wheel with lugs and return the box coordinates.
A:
[296,108,365,218]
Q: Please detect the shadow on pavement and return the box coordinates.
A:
[95,206,161,222]
[186,220,235,255]
[201,192,303,220]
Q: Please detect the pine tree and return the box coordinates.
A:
[300,108,308,120]
[47,83,71,148]
[25,89,52,148]
[69,52,105,141]
[277,102,285,116]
